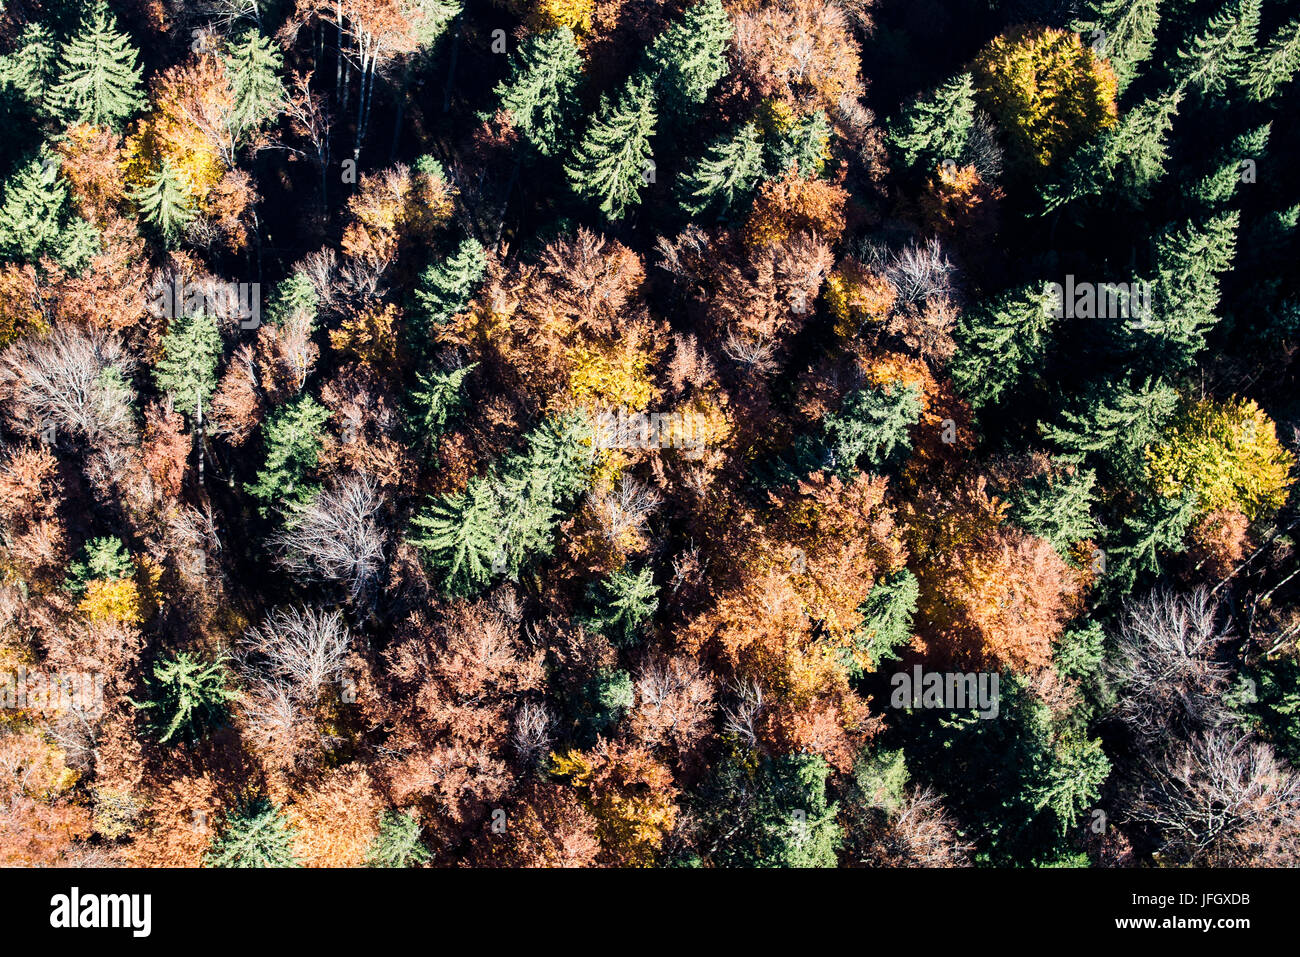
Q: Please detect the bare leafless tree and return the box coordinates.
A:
[236,606,351,705]
[0,324,136,448]
[722,679,765,749]
[884,237,957,306]
[1107,588,1233,746]
[511,700,554,766]
[273,473,387,607]
[1128,728,1300,865]
[588,475,661,543]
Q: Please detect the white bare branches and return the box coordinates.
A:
[1108,588,1233,743]
[511,700,554,765]
[0,324,136,447]
[273,473,387,606]
[883,237,957,306]
[588,475,661,543]
[1130,728,1300,864]
[237,605,351,704]
[722,679,765,749]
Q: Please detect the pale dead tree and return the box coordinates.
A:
[1108,588,1233,746]
[965,110,1005,181]
[667,333,716,393]
[723,679,765,749]
[884,237,957,306]
[273,473,387,606]
[722,331,777,373]
[270,302,318,394]
[1129,728,1300,865]
[857,786,974,867]
[511,700,554,765]
[589,475,661,543]
[0,324,136,447]
[237,606,352,704]
[299,247,342,315]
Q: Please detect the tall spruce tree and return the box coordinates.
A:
[646,0,732,114]
[952,283,1058,409]
[494,27,583,157]
[888,72,976,172]
[246,395,331,513]
[1144,212,1239,365]
[677,121,764,218]
[1173,0,1260,98]
[0,23,58,110]
[1244,18,1300,101]
[1073,0,1161,93]
[204,799,300,868]
[132,159,196,246]
[564,74,657,221]
[153,310,222,422]
[47,0,144,131]
[223,30,286,143]
[0,153,99,270]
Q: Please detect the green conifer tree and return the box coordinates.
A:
[1174,0,1260,98]
[0,153,99,270]
[494,27,583,157]
[367,810,431,867]
[153,310,222,421]
[223,29,286,143]
[204,799,300,868]
[951,283,1058,409]
[888,72,976,172]
[564,74,657,221]
[246,395,331,513]
[1243,18,1300,101]
[646,0,732,113]
[676,121,764,218]
[133,651,237,745]
[47,0,145,131]
[131,158,196,246]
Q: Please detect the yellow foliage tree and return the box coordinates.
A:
[974,26,1118,167]
[1146,397,1296,521]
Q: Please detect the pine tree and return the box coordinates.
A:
[205,799,300,868]
[852,569,919,670]
[132,652,237,745]
[888,72,976,172]
[1174,0,1260,98]
[1074,0,1161,93]
[494,27,583,157]
[413,237,487,330]
[1187,124,1268,210]
[131,158,196,246]
[1145,212,1239,364]
[153,310,222,421]
[367,810,431,867]
[952,284,1058,409]
[410,412,592,595]
[564,74,657,221]
[676,121,764,218]
[47,0,145,131]
[805,380,922,477]
[1243,18,1300,101]
[406,362,476,451]
[0,154,100,270]
[765,109,831,178]
[578,566,658,647]
[63,536,133,597]
[1044,88,1180,211]
[223,29,286,143]
[246,395,330,513]
[646,0,732,114]
[1042,377,1180,477]
[0,23,58,108]
[1005,464,1099,556]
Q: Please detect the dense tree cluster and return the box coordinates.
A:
[1,0,1299,869]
